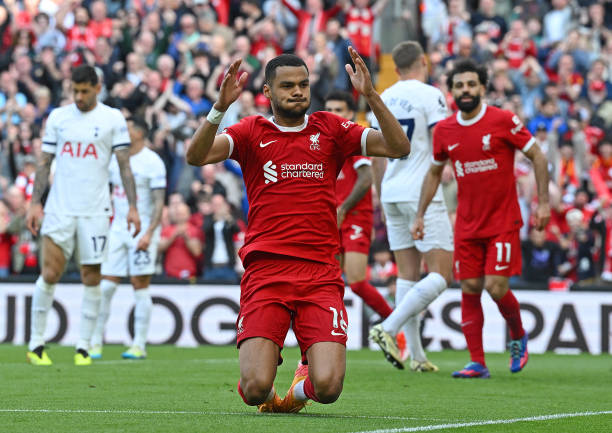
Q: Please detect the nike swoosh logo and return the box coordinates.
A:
[331,331,346,336]
[448,143,460,151]
[495,265,509,271]
[259,140,277,148]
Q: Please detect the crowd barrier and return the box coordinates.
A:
[2,284,611,354]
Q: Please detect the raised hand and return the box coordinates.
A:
[345,46,375,98]
[216,59,248,111]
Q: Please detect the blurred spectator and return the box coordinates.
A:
[280,0,343,52]
[528,96,568,136]
[32,12,66,56]
[542,0,573,48]
[521,227,562,284]
[202,194,241,283]
[367,241,397,287]
[470,0,507,44]
[159,202,203,279]
[559,208,596,284]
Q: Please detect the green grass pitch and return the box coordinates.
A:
[2,345,611,432]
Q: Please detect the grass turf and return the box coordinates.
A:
[2,344,612,432]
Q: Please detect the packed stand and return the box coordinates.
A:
[0,0,610,289]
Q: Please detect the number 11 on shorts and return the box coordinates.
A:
[495,242,511,263]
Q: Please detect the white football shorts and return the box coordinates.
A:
[41,213,111,264]
[101,227,161,277]
[383,201,454,252]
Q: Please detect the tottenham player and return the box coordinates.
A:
[368,41,453,371]
[186,47,409,413]
[413,59,549,378]
[26,65,140,366]
[324,90,393,320]
[90,117,166,360]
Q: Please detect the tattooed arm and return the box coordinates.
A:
[136,188,165,251]
[26,152,55,235]
[114,147,141,237]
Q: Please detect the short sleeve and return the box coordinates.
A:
[504,112,535,153]
[425,88,448,128]
[432,124,448,165]
[150,155,167,189]
[328,112,369,157]
[222,116,253,163]
[41,110,58,154]
[111,110,131,150]
[352,157,371,170]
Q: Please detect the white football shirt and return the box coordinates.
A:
[370,80,448,203]
[42,103,130,215]
[109,146,166,232]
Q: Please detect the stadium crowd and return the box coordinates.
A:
[0,0,610,289]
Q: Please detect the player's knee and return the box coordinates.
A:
[313,380,343,404]
[484,282,507,300]
[240,377,273,405]
[312,373,344,404]
[82,273,102,286]
[41,267,62,284]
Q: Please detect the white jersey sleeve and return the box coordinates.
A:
[424,87,449,128]
[111,111,131,151]
[41,110,59,154]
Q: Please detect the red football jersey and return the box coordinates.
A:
[223,112,369,265]
[336,156,373,216]
[433,104,535,240]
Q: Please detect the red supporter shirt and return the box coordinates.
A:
[346,6,375,57]
[223,112,369,265]
[161,224,202,279]
[336,156,373,219]
[433,104,535,240]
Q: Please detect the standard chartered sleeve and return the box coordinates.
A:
[41,110,58,154]
[222,116,252,163]
[111,110,131,150]
[330,112,368,157]
[432,123,448,165]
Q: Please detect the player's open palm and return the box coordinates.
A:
[216,59,248,111]
[26,203,43,236]
[410,216,425,241]
[346,46,375,97]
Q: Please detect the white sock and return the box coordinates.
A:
[76,285,101,352]
[392,279,416,339]
[29,276,56,351]
[91,279,118,348]
[133,288,152,350]
[293,379,308,402]
[382,273,447,335]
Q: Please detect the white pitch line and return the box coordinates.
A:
[0,409,440,422]
[351,410,612,433]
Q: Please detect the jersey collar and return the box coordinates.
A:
[267,115,309,132]
[456,103,487,126]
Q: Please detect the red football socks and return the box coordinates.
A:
[495,289,525,340]
[350,280,393,318]
[461,292,486,366]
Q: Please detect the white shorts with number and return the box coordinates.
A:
[41,213,111,264]
[383,201,454,252]
[101,227,160,277]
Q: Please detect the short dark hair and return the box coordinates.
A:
[391,41,424,71]
[265,54,308,85]
[324,90,356,112]
[71,65,99,85]
[126,116,148,135]
[446,59,488,89]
